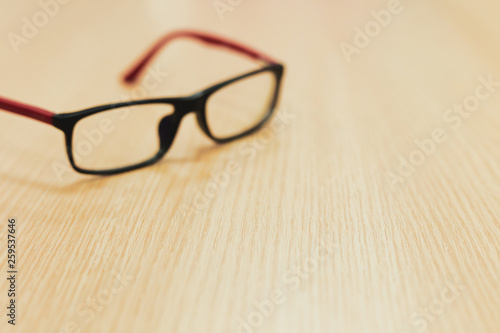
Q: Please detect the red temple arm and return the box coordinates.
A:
[123,30,279,84]
[0,95,54,124]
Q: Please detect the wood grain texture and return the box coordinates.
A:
[0,0,499,332]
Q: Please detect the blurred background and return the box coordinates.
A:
[0,1,499,333]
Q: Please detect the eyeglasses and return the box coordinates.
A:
[0,30,284,175]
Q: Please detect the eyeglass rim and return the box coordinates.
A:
[52,63,284,175]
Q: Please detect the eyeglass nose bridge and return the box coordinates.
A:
[158,94,207,152]
[158,114,180,152]
[175,94,206,117]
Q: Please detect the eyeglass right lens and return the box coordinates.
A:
[72,103,174,171]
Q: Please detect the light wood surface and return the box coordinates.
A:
[1,1,499,332]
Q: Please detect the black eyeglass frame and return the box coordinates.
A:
[52,64,284,175]
[0,29,285,176]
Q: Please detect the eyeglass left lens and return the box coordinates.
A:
[72,103,174,171]
[205,70,276,140]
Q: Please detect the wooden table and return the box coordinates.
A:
[0,0,499,332]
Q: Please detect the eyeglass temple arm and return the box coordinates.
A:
[0,95,54,125]
[123,30,280,84]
